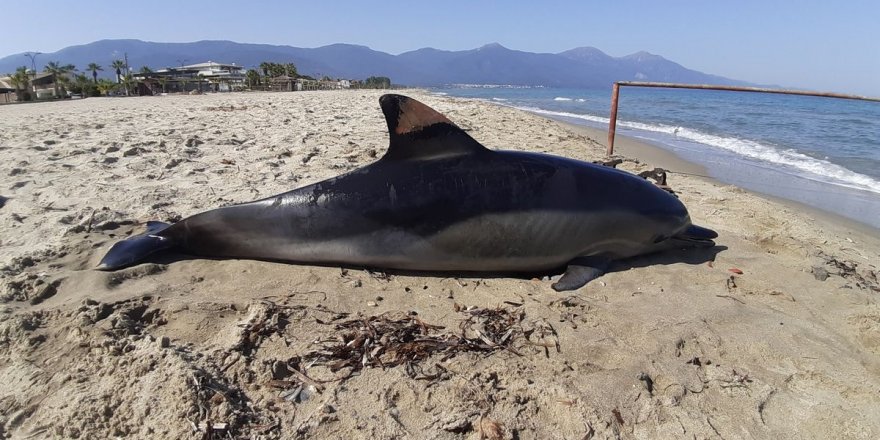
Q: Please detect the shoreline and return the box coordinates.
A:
[431,88,879,234]
[550,117,880,238]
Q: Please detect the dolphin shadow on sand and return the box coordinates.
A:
[97,94,719,291]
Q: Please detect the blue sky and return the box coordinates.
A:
[3,0,879,95]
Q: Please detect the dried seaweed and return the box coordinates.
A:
[303,306,542,379]
[817,251,879,292]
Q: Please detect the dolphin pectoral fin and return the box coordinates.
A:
[96,222,175,271]
[551,257,610,291]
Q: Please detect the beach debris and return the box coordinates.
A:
[193,421,229,440]
[637,167,676,194]
[720,368,753,389]
[231,300,294,355]
[368,270,393,282]
[812,266,829,281]
[278,383,316,403]
[728,268,744,275]
[716,294,745,304]
[638,167,667,186]
[478,416,505,440]
[302,306,541,380]
[638,372,655,395]
[436,410,478,433]
[815,251,879,292]
[204,105,248,112]
[686,357,706,366]
[594,158,623,168]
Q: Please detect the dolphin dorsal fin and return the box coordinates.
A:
[379,94,490,161]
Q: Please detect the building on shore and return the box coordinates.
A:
[0,71,69,102]
[0,76,15,103]
[265,76,355,92]
[133,61,246,95]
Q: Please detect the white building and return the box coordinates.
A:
[137,61,246,93]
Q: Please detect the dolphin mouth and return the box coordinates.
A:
[671,224,718,247]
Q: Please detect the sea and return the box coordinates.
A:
[432,86,880,230]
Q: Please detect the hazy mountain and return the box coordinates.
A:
[0,39,748,87]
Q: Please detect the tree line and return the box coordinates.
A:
[4,58,139,101]
[5,59,393,101]
[246,61,392,89]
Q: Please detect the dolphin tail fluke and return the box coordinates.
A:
[96,221,175,270]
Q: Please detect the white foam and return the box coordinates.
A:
[450,84,545,89]
[554,97,572,101]
[513,105,880,194]
[515,106,608,125]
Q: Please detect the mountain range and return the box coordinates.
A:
[0,39,748,88]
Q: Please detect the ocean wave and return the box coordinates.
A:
[449,84,544,89]
[514,106,608,124]
[554,97,572,101]
[491,97,508,101]
[513,106,880,194]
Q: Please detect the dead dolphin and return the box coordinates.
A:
[97,94,717,291]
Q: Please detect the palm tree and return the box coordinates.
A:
[284,63,297,78]
[9,66,30,101]
[139,66,153,74]
[246,69,260,89]
[110,59,126,83]
[119,73,135,96]
[86,63,102,83]
[71,73,91,96]
[44,61,76,98]
[96,79,116,96]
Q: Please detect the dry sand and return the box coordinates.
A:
[1,90,879,439]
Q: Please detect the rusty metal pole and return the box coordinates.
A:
[615,81,880,102]
[607,82,620,156]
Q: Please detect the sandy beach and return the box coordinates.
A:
[1,90,879,439]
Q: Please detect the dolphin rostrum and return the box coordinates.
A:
[97,94,717,291]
